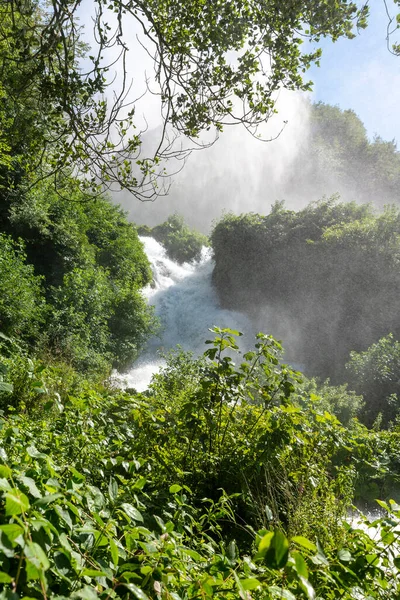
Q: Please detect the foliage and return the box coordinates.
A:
[0,181,157,373]
[295,378,364,426]
[302,102,400,208]
[0,235,44,342]
[0,330,399,598]
[135,328,359,546]
[0,0,372,197]
[211,199,400,387]
[139,214,209,263]
[346,334,400,427]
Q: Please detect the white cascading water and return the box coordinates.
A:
[119,237,254,391]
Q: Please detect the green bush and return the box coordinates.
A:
[0,181,157,373]
[0,332,399,598]
[346,334,400,426]
[141,213,209,263]
[211,199,400,387]
[0,234,44,343]
[137,328,356,546]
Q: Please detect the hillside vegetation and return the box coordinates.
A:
[1,0,400,594]
[211,199,400,425]
[287,102,400,208]
[1,328,400,599]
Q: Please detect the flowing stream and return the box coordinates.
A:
[120,237,253,391]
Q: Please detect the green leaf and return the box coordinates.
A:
[0,524,24,542]
[338,548,352,562]
[292,536,317,553]
[25,559,40,581]
[268,586,296,600]
[81,568,108,578]
[0,477,11,491]
[0,382,13,393]
[18,476,42,499]
[24,541,50,571]
[55,505,73,529]
[0,465,11,478]
[263,530,289,569]
[120,503,143,522]
[0,531,15,557]
[258,531,274,554]
[0,572,12,583]
[34,493,63,506]
[292,551,309,579]
[298,576,315,600]
[169,484,182,493]
[108,476,118,502]
[26,445,47,459]
[240,578,261,590]
[5,488,30,515]
[71,586,99,599]
[121,583,150,600]
[109,537,119,567]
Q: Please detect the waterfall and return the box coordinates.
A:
[120,236,253,391]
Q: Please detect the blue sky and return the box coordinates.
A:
[308,0,400,144]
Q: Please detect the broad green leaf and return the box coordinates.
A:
[264,530,289,569]
[169,484,182,493]
[338,548,352,562]
[0,531,15,557]
[18,476,42,499]
[133,477,147,490]
[26,445,47,459]
[0,466,11,478]
[24,541,50,571]
[292,536,317,553]
[25,559,40,581]
[0,524,24,542]
[258,531,274,553]
[268,586,296,600]
[120,503,143,522]
[298,575,315,600]
[0,477,11,491]
[55,505,73,529]
[5,488,30,515]
[34,493,63,506]
[375,499,390,512]
[0,382,13,393]
[0,573,12,583]
[71,586,99,599]
[240,578,261,590]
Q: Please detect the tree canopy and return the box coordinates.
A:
[0,0,375,198]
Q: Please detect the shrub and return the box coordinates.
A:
[0,234,44,343]
[145,213,209,263]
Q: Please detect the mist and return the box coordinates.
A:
[115,90,312,232]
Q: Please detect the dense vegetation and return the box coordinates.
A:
[0,182,157,374]
[2,2,400,597]
[1,328,400,599]
[211,199,400,424]
[286,103,400,208]
[138,215,208,263]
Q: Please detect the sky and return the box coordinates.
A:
[308,0,400,144]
